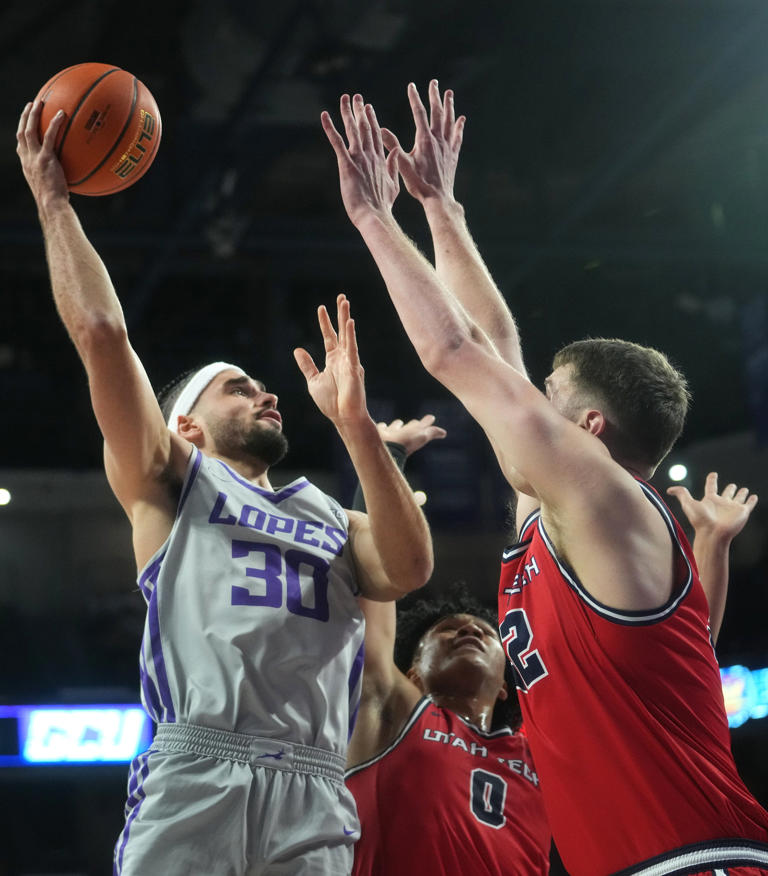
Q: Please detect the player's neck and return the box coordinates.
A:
[430,692,495,732]
[617,456,653,481]
[211,451,274,490]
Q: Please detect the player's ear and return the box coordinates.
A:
[496,680,509,703]
[177,413,205,447]
[581,409,606,437]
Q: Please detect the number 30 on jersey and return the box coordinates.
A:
[230,539,330,622]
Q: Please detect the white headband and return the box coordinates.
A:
[167,361,244,433]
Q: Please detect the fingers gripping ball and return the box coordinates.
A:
[35,62,162,196]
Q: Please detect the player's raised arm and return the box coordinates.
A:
[323,92,692,614]
[322,94,519,429]
[383,80,525,375]
[347,595,422,769]
[16,101,186,546]
[294,295,433,600]
[668,472,758,642]
[346,415,445,767]
[322,93,590,502]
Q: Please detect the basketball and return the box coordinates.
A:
[34,62,162,196]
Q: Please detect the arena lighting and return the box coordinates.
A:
[0,704,153,767]
[668,463,688,482]
[721,665,768,729]
[0,488,11,505]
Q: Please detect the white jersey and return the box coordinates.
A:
[136,447,365,755]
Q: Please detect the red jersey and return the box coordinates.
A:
[345,697,551,876]
[498,480,768,876]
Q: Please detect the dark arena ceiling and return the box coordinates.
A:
[3,0,768,468]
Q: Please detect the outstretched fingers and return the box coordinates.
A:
[703,471,719,498]
[335,294,349,351]
[293,347,319,382]
[428,79,443,135]
[335,294,361,366]
[321,110,347,157]
[352,94,374,155]
[339,93,363,155]
[23,101,42,144]
[42,109,66,152]
[380,126,402,155]
[365,103,386,159]
[380,127,403,181]
[407,82,431,139]
[443,88,455,138]
[345,310,361,368]
[666,484,691,504]
[317,304,339,352]
[16,102,33,147]
[451,113,466,152]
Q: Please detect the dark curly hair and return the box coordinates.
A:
[395,582,521,731]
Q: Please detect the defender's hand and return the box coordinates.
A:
[322,93,399,227]
[381,80,465,206]
[376,415,446,456]
[668,472,758,542]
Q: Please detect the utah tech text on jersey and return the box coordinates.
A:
[422,723,539,787]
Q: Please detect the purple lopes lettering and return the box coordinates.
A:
[294,520,321,547]
[209,492,236,525]
[266,515,295,536]
[321,525,346,556]
[239,505,267,531]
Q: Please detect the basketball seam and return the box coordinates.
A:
[55,67,121,165]
[41,63,87,100]
[70,77,139,189]
[79,98,160,196]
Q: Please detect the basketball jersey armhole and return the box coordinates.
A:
[518,508,540,541]
[345,696,517,779]
[536,482,694,626]
[345,696,432,777]
[502,511,539,563]
[137,447,203,587]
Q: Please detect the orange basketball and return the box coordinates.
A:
[35,62,162,196]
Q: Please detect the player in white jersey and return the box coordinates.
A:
[17,101,434,876]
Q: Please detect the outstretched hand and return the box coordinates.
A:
[667,472,758,542]
[16,100,69,208]
[321,93,399,226]
[294,294,369,426]
[376,415,446,456]
[381,79,465,205]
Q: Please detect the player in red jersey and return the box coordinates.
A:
[322,80,768,875]
[347,591,551,876]
[346,419,551,876]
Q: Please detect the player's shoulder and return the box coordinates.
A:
[322,491,349,527]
